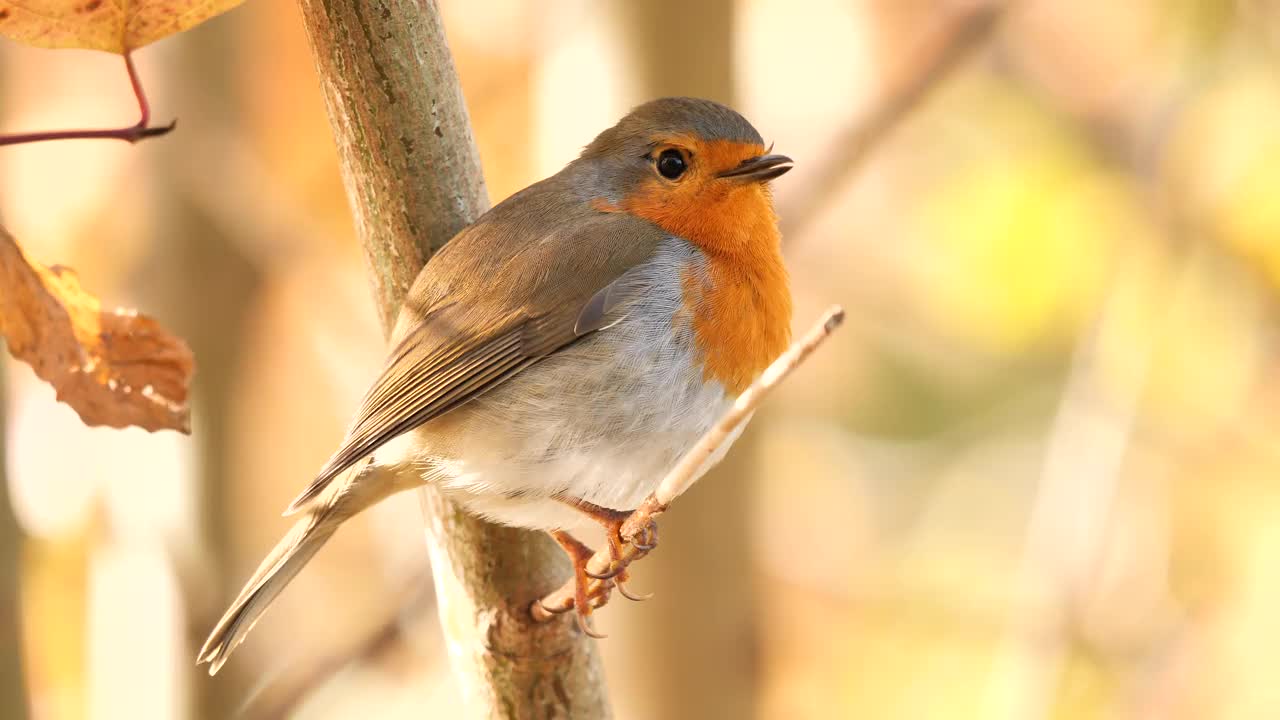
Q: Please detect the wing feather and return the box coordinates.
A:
[287,326,526,513]
[283,190,674,515]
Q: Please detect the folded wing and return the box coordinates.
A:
[285,207,669,514]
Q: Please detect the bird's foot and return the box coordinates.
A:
[560,497,660,576]
[540,499,662,632]
[546,530,612,638]
[591,512,658,603]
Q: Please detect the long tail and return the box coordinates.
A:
[197,507,338,675]
[197,461,415,675]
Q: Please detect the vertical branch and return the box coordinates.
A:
[979,277,1155,719]
[980,39,1221,719]
[294,0,488,331]
[293,0,610,716]
[0,46,27,720]
[0,366,30,719]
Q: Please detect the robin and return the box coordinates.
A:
[198,97,793,674]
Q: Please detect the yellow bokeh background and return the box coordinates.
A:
[3,1,1280,719]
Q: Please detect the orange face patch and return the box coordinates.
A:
[613,136,793,393]
[619,138,779,258]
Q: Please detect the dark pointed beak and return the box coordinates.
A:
[717,153,794,182]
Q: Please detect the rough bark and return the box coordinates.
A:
[293,0,610,716]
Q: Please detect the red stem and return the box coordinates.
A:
[0,51,177,147]
[126,51,150,128]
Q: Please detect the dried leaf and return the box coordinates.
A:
[0,225,193,433]
[0,0,245,54]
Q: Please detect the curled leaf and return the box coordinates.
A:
[0,225,193,433]
[0,0,246,54]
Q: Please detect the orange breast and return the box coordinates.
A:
[611,139,793,394]
[680,248,791,395]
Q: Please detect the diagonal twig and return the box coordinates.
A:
[248,574,436,720]
[531,305,846,621]
[780,1,1009,239]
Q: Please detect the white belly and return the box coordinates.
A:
[405,239,739,531]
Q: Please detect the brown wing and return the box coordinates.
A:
[285,190,668,514]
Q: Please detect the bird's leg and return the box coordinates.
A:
[556,497,659,601]
[547,529,610,638]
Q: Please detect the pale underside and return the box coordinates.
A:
[373,237,744,532]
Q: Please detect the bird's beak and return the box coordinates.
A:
[717,153,794,182]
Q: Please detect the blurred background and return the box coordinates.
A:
[3,0,1280,717]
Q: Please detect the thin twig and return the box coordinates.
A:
[531,305,847,621]
[780,1,1008,239]
[0,52,176,146]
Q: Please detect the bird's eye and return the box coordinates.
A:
[656,149,687,180]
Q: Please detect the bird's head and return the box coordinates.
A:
[575,97,793,256]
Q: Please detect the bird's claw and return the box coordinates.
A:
[575,611,607,638]
[589,515,659,593]
[625,520,659,552]
[615,572,653,602]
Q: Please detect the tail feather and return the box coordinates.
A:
[198,512,338,675]
[282,466,341,517]
[198,461,417,675]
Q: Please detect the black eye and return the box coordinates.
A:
[656,149,687,179]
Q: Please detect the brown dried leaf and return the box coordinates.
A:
[0,225,193,433]
[0,0,246,54]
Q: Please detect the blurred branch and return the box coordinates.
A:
[128,18,263,719]
[1008,52,1280,308]
[252,576,435,720]
[982,45,1226,720]
[532,306,846,619]
[980,277,1154,719]
[780,1,1008,239]
[293,0,610,716]
[982,240,1209,719]
[0,367,29,719]
[174,134,341,269]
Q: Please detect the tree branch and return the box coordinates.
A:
[293,0,610,716]
[253,575,436,720]
[780,1,1008,238]
[532,306,846,620]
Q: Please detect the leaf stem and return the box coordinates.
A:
[0,51,177,147]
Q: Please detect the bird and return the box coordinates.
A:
[198,97,793,674]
